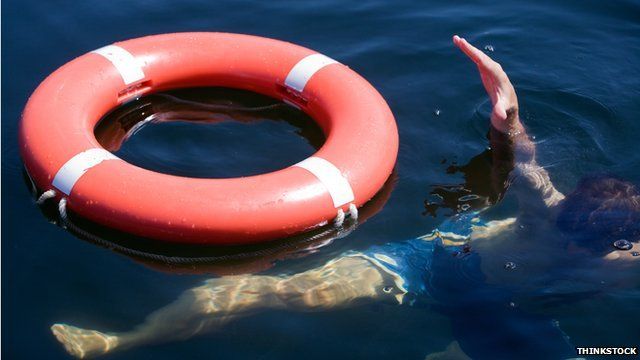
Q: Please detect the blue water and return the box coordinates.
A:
[3,0,640,359]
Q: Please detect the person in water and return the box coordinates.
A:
[51,35,640,359]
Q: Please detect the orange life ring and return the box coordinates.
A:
[20,32,398,245]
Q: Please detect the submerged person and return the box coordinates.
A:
[51,36,640,359]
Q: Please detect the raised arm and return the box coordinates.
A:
[453,35,564,208]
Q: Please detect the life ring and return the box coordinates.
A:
[20,32,398,245]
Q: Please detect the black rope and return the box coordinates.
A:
[58,204,354,265]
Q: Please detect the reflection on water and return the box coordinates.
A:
[95,88,325,179]
[423,147,512,217]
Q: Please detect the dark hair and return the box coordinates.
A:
[557,174,640,253]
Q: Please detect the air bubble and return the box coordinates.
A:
[484,45,494,52]
[504,261,516,270]
[613,239,632,251]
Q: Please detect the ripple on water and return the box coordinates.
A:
[469,88,620,188]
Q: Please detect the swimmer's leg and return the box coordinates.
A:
[275,256,392,310]
[51,275,284,358]
[51,257,387,358]
[51,324,118,359]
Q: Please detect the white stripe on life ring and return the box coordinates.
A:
[92,45,145,85]
[285,53,338,93]
[52,149,119,196]
[294,156,354,208]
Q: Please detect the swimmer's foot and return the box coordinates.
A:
[51,323,119,358]
[453,35,521,134]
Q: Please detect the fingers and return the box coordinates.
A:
[452,35,485,64]
[452,35,497,70]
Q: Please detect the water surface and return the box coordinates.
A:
[3,0,640,359]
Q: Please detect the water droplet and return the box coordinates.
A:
[613,239,632,251]
[434,109,441,116]
[484,44,494,52]
[504,261,516,270]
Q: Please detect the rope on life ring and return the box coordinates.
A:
[35,189,358,264]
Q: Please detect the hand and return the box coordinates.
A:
[453,35,520,133]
